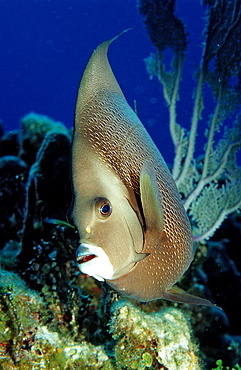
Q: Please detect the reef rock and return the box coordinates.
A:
[110,300,202,370]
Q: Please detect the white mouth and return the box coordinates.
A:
[76,244,114,281]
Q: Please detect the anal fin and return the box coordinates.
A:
[163,285,220,308]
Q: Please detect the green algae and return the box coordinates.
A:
[212,359,241,370]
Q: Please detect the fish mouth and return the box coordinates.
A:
[76,254,96,264]
[76,244,97,265]
[75,243,114,281]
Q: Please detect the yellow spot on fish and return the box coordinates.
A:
[86,226,91,234]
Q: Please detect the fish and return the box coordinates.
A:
[71,31,215,306]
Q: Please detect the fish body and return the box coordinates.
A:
[72,33,214,306]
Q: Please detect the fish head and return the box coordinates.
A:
[72,154,144,282]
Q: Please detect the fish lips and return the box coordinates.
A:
[76,243,115,281]
[76,245,96,265]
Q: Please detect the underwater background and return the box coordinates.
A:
[0,0,208,165]
[0,1,241,369]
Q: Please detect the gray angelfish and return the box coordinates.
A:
[71,32,215,306]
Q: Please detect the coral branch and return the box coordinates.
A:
[139,0,241,241]
[175,70,205,186]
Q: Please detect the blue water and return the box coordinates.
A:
[0,0,207,165]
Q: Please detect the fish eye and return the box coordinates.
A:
[95,198,112,219]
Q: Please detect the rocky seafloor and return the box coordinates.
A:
[0,113,240,369]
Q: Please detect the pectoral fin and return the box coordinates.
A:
[140,160,164,232]
[132,252,149,263]
[163,285,218,308]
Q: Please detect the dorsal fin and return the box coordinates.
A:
[75,29,131,116]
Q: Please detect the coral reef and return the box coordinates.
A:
[0,155,27,251]
[110,300,201,370]
[0,270,113,370]
[0,109,240,369]
[19,112,67,166]
[0,267,203,370]
[0,114,114,369]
